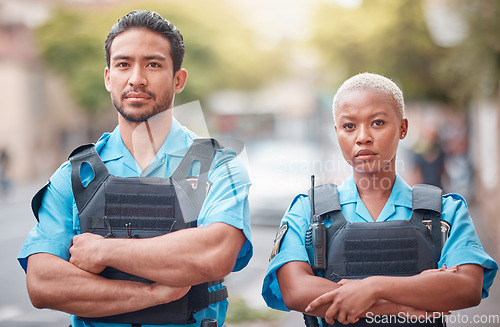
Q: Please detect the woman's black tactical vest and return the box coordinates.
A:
[304,183,450,327]
[32,138,228,326]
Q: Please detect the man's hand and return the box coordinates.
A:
[152,284,191,305]
[305,278,378,325]
[70,233,107,274]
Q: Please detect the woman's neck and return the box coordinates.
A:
[353,168,397,221]
[353,170,397,197]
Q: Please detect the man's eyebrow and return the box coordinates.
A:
[144,55,167,61]
[111,55,131,61]
[111,55,168,61]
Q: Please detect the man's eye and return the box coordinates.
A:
[116,62,129,68]
[148,62,161,68]
[372,120,385,127]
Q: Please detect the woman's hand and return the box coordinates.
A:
[305,278,377,325]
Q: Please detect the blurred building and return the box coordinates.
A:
[0,0,120,183]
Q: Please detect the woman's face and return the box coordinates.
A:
[334,88,408,175]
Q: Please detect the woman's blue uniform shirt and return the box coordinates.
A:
[18,118,253,327]
[262,175,498,312]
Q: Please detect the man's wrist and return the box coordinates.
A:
[94,237,111,268]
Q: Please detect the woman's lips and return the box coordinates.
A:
[355,149,377,160]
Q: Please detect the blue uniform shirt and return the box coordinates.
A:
[18,118,253,327]
[262,174,498,312]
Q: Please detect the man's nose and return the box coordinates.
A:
[128,66,147,87]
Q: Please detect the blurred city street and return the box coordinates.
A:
[2,2,500,326]
[1,181,499,327]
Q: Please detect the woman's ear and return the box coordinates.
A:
[400,118,409,139]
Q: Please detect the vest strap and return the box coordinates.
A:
[308,183,347,249]
[69,144,110,214]
[171,138,221,216]
[31,181,50,221]
[309,183,342,216]
[410,184,443,259]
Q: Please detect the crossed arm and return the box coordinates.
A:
[277,261,483,325]
[26,222,246,317]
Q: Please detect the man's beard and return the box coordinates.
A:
[111,88,174,123]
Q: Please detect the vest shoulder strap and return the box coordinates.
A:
[412,184,442,213]
[31,181,50,222]
[411,184,443,258]
[69,143,110,213]
[308,183,347,237]
[308,183,342,217]
[171,138,221,215]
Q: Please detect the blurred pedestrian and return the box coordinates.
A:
[411,124,447,189]
[0,148,10,197]
[18,10,252,327]
[261,73,497,326]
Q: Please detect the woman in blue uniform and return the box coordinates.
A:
[261,73,497,326]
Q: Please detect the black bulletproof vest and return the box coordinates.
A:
[306,183,449,327]
[32,138,228,326]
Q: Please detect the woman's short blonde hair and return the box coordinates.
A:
[332,72,405,120]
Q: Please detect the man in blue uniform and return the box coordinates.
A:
[262,73,497,326]
[18,10,252,327]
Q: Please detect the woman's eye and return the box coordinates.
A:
[372,120,385,127]
[343,123,355,130]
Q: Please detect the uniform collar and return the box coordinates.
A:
[338,174,412,222]
[94,118,196,176]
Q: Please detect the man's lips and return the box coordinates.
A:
[125,92,151,100]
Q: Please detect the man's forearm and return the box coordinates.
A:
[27,253,186,317]
[71,222,246,287]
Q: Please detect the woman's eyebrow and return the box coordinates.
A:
[369,111,389,118]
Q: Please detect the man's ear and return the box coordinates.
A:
[104,67,111,92]
[174,68,188,94]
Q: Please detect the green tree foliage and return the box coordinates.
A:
[36,0,287,113]
[37,8,112,113]
[311,0,448,101]
[437,0,500,105]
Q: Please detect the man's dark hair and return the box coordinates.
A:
[104,10,185,72]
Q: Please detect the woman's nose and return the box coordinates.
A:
[356,126,373,144]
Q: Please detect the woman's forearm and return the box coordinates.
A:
[371,264,483,312]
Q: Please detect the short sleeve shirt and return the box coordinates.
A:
[18,118,253,327]
[262,175,498,311]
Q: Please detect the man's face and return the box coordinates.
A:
[104,28,186,123]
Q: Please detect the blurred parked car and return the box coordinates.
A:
[245,139,324,227]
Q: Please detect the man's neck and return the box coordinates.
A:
[119,110,173,172]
